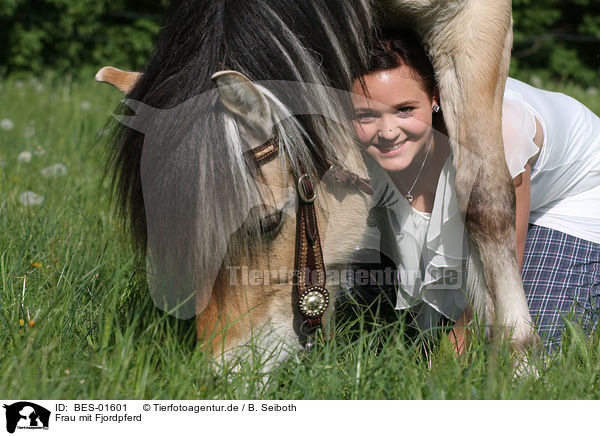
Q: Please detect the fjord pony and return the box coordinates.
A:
[102,0,538,365]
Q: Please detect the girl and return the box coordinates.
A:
[351,31,600,353]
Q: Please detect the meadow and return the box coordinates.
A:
[0,74,599,400]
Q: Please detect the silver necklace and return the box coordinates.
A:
[394,136,433,203]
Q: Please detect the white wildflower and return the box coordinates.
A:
[80,101,91,111]
[40,163,67,177]
[24,126,35,138]
[17,151,32,163]
[586,87,598,96]
[0,119,14,131]
[19,191,44,206]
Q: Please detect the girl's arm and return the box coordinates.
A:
[513,164,532,269]
[514,115,543,268]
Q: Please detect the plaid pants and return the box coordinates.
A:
[522,224,600,353]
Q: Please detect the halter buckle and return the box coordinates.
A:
[297,174,317,203]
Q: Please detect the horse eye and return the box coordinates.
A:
[259,209,285,237]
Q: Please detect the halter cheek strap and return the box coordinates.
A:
[248,136,373,348]
[294,170,329,345]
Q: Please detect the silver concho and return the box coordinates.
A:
[298,287,329,318]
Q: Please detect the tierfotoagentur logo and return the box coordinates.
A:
[223,265,462,289]
[3,402,50,433]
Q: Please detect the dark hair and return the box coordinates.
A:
[361,30,436,98]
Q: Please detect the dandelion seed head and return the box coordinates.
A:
[19,191,44,206]
[34,147,45,156]
[17,151,32,163]
[41,163,67,177]
[1,118,14,131]
[24,126,35,138]
[80,101,91,111]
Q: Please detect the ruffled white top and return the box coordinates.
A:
[365,77,600,325]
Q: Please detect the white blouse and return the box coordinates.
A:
[505,78,600,244]
[364,77,600,325]
[366,153,470,328]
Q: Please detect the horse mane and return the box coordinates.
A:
[108,0,374,316]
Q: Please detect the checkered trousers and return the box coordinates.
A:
[522,224,600,354]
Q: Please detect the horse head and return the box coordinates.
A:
[100,62,374,364]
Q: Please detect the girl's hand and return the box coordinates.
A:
[449,307,473,355]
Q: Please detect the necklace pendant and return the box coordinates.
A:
[405,193,414,203]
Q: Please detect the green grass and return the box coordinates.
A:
[1,74,599,400]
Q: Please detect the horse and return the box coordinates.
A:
[97,0,538,368]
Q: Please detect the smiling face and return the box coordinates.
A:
[351,63,438,173]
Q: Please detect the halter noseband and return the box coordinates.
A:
[248,136,373,349]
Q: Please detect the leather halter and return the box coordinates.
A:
[248,136,373,348]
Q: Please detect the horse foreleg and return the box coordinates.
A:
[429,1,538,352]
[456,154,537,351]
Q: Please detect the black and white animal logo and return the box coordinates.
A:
[3,402,50,434]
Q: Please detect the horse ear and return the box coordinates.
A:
[211,70,273,136]
[95,66,142,94]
